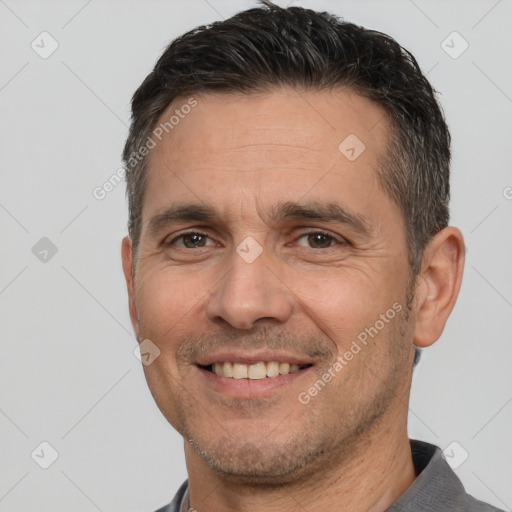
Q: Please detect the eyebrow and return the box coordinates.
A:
[147,204,215,238]
[146,201,372,238]
[271,201,372,237]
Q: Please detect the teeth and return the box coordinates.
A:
[248,362,267,379]
[233,363,248,379]
[279,362,290,375]
[208,361,309,379]
[222,362,233,378]
[266,361,280,377]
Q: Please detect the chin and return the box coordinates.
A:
[185,428,332,486]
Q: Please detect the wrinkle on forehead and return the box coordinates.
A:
[159,152,333,176]
[154,87,387,159]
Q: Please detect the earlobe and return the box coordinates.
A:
[121,236,139,336]
[412,227,465,348]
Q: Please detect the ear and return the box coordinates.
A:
[412,227,465,348]
[121,236,139,337]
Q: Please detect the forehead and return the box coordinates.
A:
[152,87,387,163]
[143,87,392,223]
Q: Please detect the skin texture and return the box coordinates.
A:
[122,87,465,512]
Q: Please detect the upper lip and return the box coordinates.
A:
[195,350,315,367]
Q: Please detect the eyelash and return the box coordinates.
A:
[167,230,212,248]
[297,229,344,248]
[166,229,346,248]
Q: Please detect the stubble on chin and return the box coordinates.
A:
[155,303,415,486]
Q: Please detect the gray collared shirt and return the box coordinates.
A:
[154,440,504,512]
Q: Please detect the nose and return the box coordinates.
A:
[205,243,294,330]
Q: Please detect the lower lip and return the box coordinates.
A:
[197,366,313,398]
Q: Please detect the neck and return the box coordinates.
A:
[184,421,416,512]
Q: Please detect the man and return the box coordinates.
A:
[121,1,502,511]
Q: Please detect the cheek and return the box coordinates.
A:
[134,267,208,343]
[283,265,404,358]
[284,264,387,318]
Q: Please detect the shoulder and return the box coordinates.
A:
[387,440,505,512]
[462,494,506,512]
[153,480,188,512]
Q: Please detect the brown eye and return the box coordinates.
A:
[305,232,335,248]
[182,234,207,248]
[170,233,212,248]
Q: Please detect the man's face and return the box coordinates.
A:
[124,88,417,483]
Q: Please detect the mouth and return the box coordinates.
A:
[199,361,314,379]
[194,351,316,398]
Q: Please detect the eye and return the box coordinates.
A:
[296,231,340,249]
[169,232,214,249]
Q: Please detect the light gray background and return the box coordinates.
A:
[0,1,511,511]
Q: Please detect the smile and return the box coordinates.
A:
[201,361,313,379]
